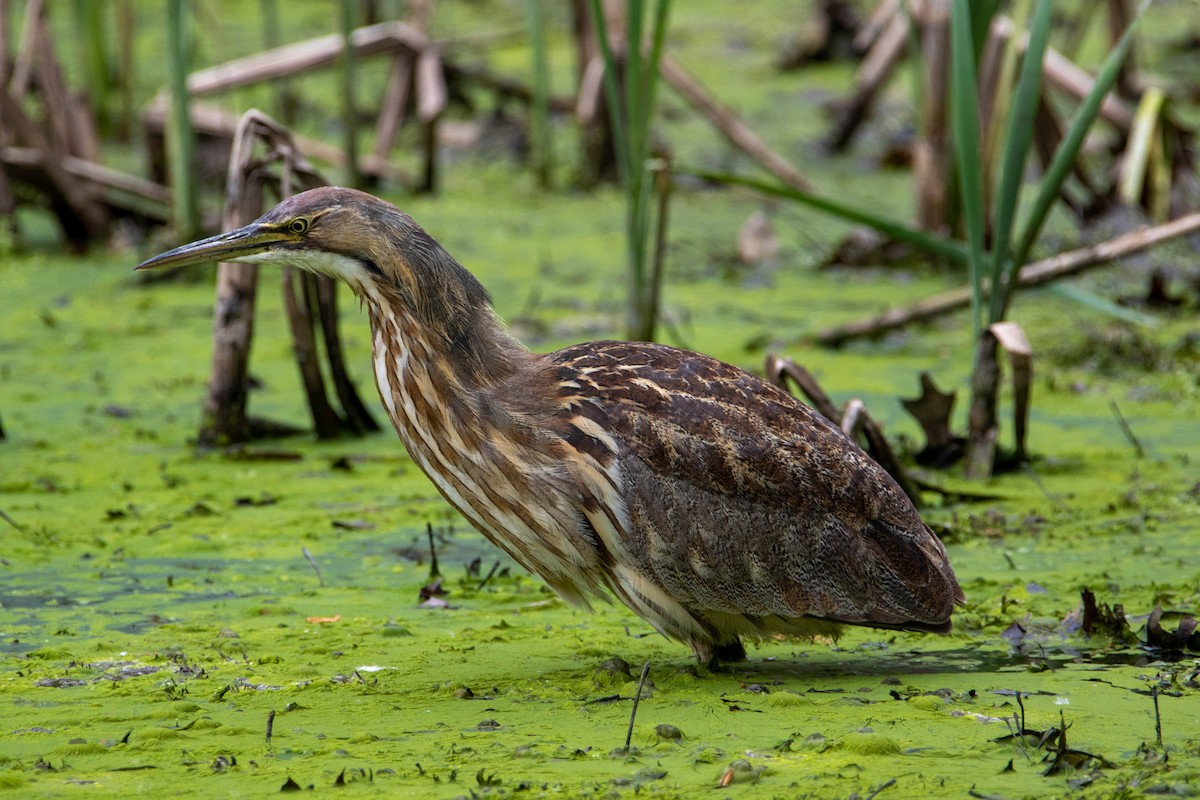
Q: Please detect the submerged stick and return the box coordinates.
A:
[0,508,22,532]
[1022,465,1071,515]
[302,546,325,587]
[624,662,652,752]
[1109,400,1145,458]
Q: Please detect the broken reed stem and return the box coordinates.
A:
[1016,691,1026,732]
[1109,400,1145,458]
[265,708,276,745]
[426,522,441,579]
[624,661,652,752]
[302,546,325,587]
[766,354,921,505]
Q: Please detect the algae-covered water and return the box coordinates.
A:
[4,2,1200,797]
[3,233,1198,798]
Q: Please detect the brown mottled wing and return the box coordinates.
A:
[550,340,963,631]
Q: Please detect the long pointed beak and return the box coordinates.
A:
[135,223,291,271]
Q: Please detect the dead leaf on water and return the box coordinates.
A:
[1145,606,1199,651]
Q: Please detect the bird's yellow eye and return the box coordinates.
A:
[287,217,310,235]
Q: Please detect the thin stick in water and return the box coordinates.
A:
[477,560,500,591]
[866,778,897,799]
[1152,684,1163,748]
[265,708,276,745]
[1022,464,1071,515]
[426,522,441,580]
[624,661,651,752]
[0,508,22,531]
[1109,400,1145,458]
[302,546,325,587]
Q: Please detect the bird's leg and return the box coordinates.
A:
[714,636,747,664]
[691,635,747,671]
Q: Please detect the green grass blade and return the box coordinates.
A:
[166,0,199,238]
[1117,86,1166,207]
[625,0,645,198]
[1044,283,1159,328]
[950,0,987,338]
[902,1,924,127]
[970,0,1004,51]
[589,0,630,191]
[988,0,1053,324]
[629,1,672,297]
[526,0,553,188]
[643,0,672,143]
[591,1,672,340]
[674,164,968,264]
[1009,0,1150,285]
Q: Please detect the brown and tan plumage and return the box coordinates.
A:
[137,187,963,665]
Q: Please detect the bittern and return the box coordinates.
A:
[137,187,963,665]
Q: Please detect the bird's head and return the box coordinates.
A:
[136,187,522,377]
[136,186,490,318]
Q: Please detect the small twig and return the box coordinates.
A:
[265,708,276,745]
[623,662,651,752]
[1151,684,1163,748]
[1007,713,1030,761]
[1016,691,1026,733]
[1022,464,1071,515]
[302,546,325,587]
[866,778,898,800]
[476,560,500,591]
[1109,400,1145,458]
[0,508,23,532]
[426,522,441,580]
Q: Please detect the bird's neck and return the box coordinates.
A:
[365,285,531,398]
[363,285,590,589]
